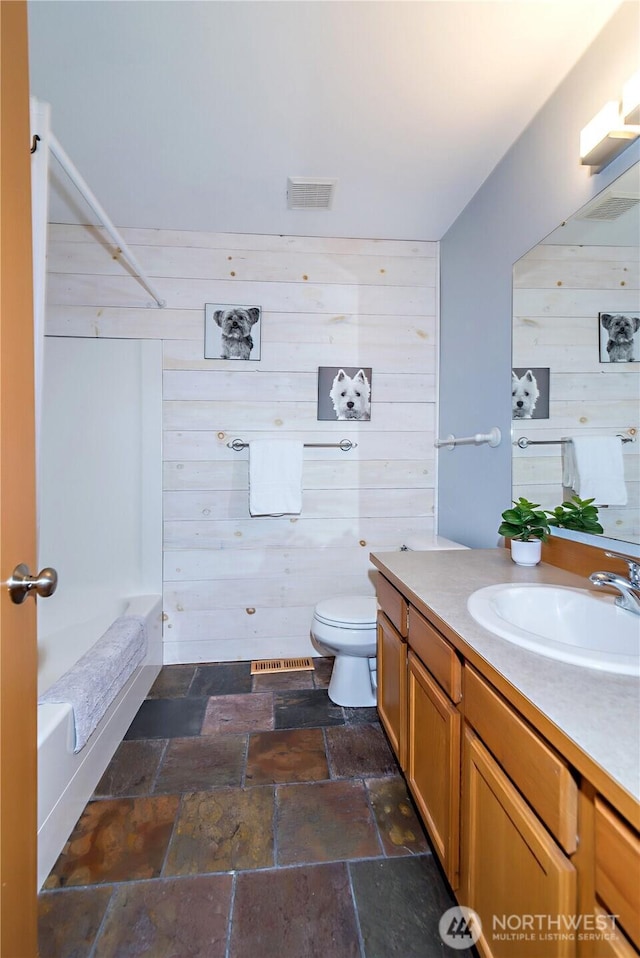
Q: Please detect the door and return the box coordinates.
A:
[461,728,576,958]
[376,611,407,768]
[407,651,461,888]
[0,2,39,955]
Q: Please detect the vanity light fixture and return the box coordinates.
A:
[580,74,640,174]
[622,70,640,125]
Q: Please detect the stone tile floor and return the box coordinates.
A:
[38,659,475,957]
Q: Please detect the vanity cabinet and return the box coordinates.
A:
[376,574,408,769]
[373,556,640,958]
[461,667,578,958]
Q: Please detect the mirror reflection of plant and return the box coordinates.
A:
[498,498,550,542]
[546,496,604,535]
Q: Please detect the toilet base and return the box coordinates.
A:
[328,654,377,707]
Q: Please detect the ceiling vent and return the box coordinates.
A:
[287,177,337,210]
[578,191,640,221]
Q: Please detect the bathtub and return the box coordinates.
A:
[37,594,163,889]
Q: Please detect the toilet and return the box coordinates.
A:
[311,595,378,707]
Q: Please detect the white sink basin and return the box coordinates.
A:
[467,584,639,676]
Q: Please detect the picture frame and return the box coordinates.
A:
[204,304,262,361]
[598,312,640,363]
[511,367,550,420]
[317,366,372,421]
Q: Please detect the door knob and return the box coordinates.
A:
[7,564,58,604]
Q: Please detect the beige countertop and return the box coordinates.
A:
[370,548,640,820]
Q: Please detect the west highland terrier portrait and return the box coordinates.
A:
[599,313,640,363]
[511,367,550,420]
[204,304,261,360]
[317,366,373,421]
[511,369,540,419]
[329,368,371,421]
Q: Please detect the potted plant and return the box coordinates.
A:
[498,497,550,566]
[545,495,604,535]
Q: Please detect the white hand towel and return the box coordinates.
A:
[249,439,303,516]
[565,436,627,506]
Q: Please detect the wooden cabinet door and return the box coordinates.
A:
[594,798,640,951]
[376,612,407,769]
[407,651,460,888]
[461,727,576,958]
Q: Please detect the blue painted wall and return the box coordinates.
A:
[438,1,640,548]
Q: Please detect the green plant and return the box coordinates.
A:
[546,495,604,535]
[498,497,550,542]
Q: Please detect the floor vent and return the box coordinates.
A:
[251,657,315,674]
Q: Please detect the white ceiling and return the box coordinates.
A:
[28,0,624,241]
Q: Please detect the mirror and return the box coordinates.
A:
[512,162,640,548]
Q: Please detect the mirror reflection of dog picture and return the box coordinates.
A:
[317,366,372,421]
[511,367,549,420]
[599,313,640,363]
[204,304,261,361]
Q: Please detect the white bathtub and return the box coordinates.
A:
[37,594,163,889]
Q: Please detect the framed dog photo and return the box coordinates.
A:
[511,367,550,420]
[204,303,262,361]
[599,312,640,363]
[318,366,372,421]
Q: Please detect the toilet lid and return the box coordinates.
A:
[314,595,377,628]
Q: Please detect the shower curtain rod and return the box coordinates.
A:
[48,132,166,309]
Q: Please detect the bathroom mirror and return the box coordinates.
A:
[512,161,640,549]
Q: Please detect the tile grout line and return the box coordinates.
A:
[346,861,368,958]
[225,871,238,958]
[149,737,171,795]
[86,883,117,958]
[185,664,199,697]
[362,774,387,860]
[159,789,186,879]
[273,783,280,868]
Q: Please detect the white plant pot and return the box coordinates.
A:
[510,539,542,567]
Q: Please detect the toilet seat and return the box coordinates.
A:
[313,596,377,630]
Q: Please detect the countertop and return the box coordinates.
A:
[370,548,640,822]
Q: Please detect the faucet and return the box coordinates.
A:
[589,551,640,615]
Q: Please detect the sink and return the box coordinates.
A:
[467,584,639,676]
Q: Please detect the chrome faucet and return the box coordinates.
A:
[589,552,640,615]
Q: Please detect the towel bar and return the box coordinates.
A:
[515,434,635,449]
[227,438,357,452]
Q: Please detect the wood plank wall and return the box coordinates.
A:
[513,244,639,543]
[46,225,438,662]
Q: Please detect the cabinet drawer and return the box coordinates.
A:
[464,666,577,854]
[408,607,462,703]
[376,573,408,637]
[595,798,640,949]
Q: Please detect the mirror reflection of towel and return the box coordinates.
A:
[563,436,627,506]
[249,439,303,516]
